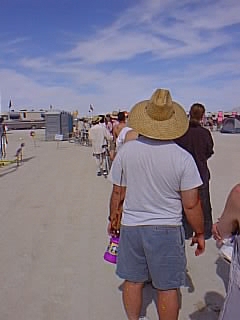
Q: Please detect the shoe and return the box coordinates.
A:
[97,171,102,176]
[102,170,108,176]
[219,238,234,263]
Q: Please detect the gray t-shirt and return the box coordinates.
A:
[109,136,202,226]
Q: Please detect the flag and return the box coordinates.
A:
[89,104,94,112]
[9,99,12,109]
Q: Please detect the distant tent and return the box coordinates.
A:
[220,117,240,134]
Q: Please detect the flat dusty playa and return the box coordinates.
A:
[0,129,240,320]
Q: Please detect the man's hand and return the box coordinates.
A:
[212,223,224,248]
[212,223,222,241]
[190,233,205,256]
[107,221,112,235]
[107,221,120,237]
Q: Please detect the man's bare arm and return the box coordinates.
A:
[181,188,205,256]
[214,184,240,239]
[113,125,118,142]
[181,188,204,234]
[108,184,126,235]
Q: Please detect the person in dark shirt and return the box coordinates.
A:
[175,103,214,239]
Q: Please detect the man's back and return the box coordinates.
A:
[110,137,202,226]
[113,122,125,140]
[89,124,111,154]
[176,123,214,183]
[108,89,205,320]
[113,111,126,141]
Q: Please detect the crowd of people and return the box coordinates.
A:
[87,111,134,176]
[102,88,239,320]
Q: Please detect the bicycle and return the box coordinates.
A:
[68,131,80,144]
[102,143,112,177]
[68,129,91,147]
[78,129,91,147]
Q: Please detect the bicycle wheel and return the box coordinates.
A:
[105,154,112,175]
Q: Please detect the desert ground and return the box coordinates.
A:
[0,129,240,320]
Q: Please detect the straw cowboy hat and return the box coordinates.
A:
[91,115,102,124]
[128,88,189,140]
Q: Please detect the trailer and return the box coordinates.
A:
[4,120,45,130]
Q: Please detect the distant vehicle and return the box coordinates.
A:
[1,110,46,130]
[4,120,45,130]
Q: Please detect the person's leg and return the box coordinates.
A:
[116,226,148,319]
[2,136,6,157]
[0,136,3,159]
[109,140,116,161]
[99,153,104,172]
[122,280,144,320]
[199,183,213,240]
[101,152,107,174]
[144,226,186,319]
[94,154,101,175]
[156,289,179,320]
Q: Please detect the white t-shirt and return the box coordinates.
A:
[116,126,132,152]
[109,136,202,226]
[89,124,112,154]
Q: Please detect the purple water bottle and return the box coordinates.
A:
[104,236,120,264]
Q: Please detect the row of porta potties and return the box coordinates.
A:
[45,110,73,141]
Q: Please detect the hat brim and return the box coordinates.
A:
[92,116,102,123]
[128,100,189,140]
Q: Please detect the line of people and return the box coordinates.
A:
[89,111,136,176]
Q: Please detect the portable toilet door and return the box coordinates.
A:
[45,111,61,141]
[60,112,71,140]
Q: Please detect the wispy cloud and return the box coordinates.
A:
[0,36,29,54]
[64,0,240,63]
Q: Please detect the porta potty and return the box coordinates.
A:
[45,111,73,141]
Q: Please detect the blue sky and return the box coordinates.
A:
[0,0,240,115]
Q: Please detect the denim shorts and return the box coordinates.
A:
[116,225,186,290]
